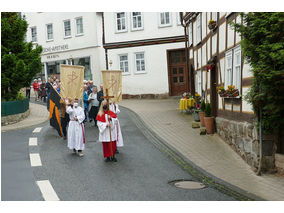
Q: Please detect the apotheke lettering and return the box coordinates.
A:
[43,44,69,53]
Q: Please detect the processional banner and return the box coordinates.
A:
[101,70,122,102]
[60,64,84,100]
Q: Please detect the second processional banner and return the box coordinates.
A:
[101,70,122,102]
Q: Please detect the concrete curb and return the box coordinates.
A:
[122,105,264,201]
[1,103,49,132]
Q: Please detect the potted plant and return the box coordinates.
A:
[199,100,206,127]
[208,19,217,30]
[182,92,190,99]
[204,103,215,134]
[194,92,201,103]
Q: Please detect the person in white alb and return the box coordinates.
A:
[109,101,124,154]
[66,98,86,157]
[96,100,118,162]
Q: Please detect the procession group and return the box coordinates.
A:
[50,78,124,162]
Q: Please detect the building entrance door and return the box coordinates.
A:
[167,49,188,96]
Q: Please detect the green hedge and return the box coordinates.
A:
[1,97,29,116]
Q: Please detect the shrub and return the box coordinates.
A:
[205,103,212,117]
[200,100,206,112]
[1,12,42,101]
[232,12,284,134]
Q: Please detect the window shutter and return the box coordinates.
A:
[225,50,232,89]
[233,46,241,91]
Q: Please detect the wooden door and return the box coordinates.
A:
[168,49,188,96]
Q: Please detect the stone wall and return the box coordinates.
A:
[216,117,276,173]
[122,93,169,99]
[275,154,284,175]
[1,109,30,126]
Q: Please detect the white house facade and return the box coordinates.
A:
[103,12,186,97]
[23,12,106,86]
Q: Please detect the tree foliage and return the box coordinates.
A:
[1,12,43,101]
[232,12,284,134]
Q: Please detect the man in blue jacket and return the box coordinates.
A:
[83,85,89,123]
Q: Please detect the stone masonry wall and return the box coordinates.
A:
[1,109,30,126]
[216,117,276,173]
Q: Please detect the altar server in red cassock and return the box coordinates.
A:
[96,100,118,162]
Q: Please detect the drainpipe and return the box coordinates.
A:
[102,12,108,70]
[256,88,263,176]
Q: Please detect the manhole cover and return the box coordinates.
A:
[174,181,206,190]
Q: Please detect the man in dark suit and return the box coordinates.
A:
[97,84,104,108]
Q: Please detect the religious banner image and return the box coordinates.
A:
[101,70,122,102]
[60,64,85,100]
[49,86,63,137]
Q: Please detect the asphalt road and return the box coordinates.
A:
[1,125,43,201]
[2,106,235,201]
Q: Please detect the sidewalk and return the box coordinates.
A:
[1,102,49,132]
[120,98,284,201]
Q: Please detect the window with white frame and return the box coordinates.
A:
[159,12,171,27]
[31,27,37,42]
[197,70,202,96]
[135,52,145,73]
[196,14,201,44]
[177,12,182,25]
[225,45,242,93]
[119,54,129,73]
[233,46,242,91]
[131,12,143,30]
[225,50,233,89]
[116,12,126,32]
[188,22,193,46]
[46,24,53,40]
[212,12,218,22]
[76,17,84,35]
[64,20,71,37]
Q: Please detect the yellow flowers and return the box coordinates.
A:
[216,85,225,94]
[195,92,200,97]
[227,85,235,92]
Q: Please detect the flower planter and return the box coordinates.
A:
[219,91,227,97]
[204,116,215,134]
[199,111,205,127]
[193,111,200,122]
[228,89,239,97]
[208,21,217,30]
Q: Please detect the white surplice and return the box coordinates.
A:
[66,106,85,151]
[109,103,124,147]
[97,113,118,143]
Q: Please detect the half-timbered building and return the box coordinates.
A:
[182,12,277,172]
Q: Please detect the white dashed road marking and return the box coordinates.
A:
[29,137,38,146]
[33,127,42,133]
[30,153,42,167]
[36,180,60,201]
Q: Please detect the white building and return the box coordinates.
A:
[103,12,186,97]
[23,12,106,86]
[24,12,189,97]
